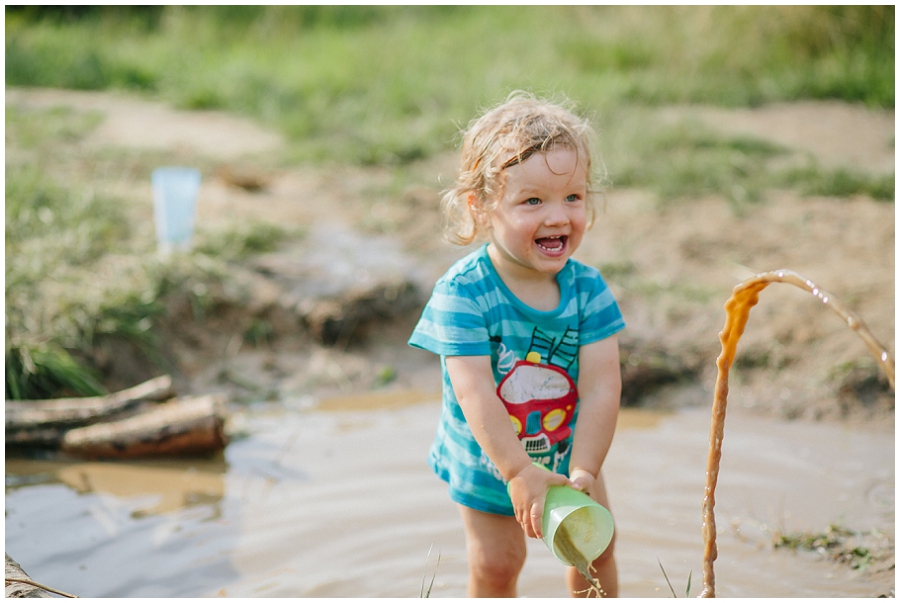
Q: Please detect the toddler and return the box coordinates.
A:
[409,92,625,597]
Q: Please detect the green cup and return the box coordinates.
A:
[542,483,614,566]
[508,463,615,566]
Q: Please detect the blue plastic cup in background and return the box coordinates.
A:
[151,167,201,254]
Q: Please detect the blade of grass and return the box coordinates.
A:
[420,543,441,598]
[658,557,678,597]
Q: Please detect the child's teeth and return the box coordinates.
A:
[537,236,564,250]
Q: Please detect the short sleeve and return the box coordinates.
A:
[408,278,493,357]
[575,269,625,346]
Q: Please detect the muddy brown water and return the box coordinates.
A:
[699,270,896,597]
[5,389,893,598]
[554,521,607,597]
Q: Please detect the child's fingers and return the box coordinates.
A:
[569,477,590,494]
[549,471,570,486]
[515,504,526,527]
[525,502,544,538]
[511,466,568,538]
[530,501,545,539]
[567,469,595,495]
[517,501,543,539]
[531,471,565,537]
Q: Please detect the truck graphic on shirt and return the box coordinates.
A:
[495,327,579,464]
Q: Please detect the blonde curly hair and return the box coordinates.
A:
[440,91,601,246]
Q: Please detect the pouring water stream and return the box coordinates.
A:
[699,269,894,597]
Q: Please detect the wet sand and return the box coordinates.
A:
[5,389,894,597]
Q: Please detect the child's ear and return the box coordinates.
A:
[468,192,489,228]
[467,191,481,215]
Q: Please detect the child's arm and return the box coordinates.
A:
[446,355,569,539]
[567,335,622,494]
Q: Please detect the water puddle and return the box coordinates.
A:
[610,406,893,598]
[5,389,892,597]
[5,459,226,517]
[315,388,438,412]
[699,269,895,596]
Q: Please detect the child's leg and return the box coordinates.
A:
[566,471,618,597]
[457,504,527,597]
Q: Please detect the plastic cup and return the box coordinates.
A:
[508,462,615,566]
[542,483,615,566]
[151,167,201,253]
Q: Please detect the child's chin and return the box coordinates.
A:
[534,256,570,273]
[534,245,569,263]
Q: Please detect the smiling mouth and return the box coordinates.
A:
[535,235,568,252]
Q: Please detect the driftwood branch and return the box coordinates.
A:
[6,375,175,429]
[5,376,177,447]
[60,394,228,460]
[5,554,75,598]
[5,376,229,458]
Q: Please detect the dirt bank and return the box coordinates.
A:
[6,88,894,423]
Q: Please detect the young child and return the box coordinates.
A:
[408,92,625,597]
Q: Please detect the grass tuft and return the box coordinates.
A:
[773,523,884,570]
[420,543,441,598]
[657,559,692,598]
[6,341,106,400]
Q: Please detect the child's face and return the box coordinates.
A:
[483,146,588,280]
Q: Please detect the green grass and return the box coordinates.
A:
[6,6,894,167]
[605,114,895,206]
[775,166,895,201]
[5,104,300,399]
[4,204,295,400]
[611,118,790,206]
[6,341,106,400]
[193,222,300,262]
[774,523,879,570]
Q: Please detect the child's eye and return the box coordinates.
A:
[525,198,541,205]
[565,194,580,203]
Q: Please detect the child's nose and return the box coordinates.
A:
[543,200,571,225]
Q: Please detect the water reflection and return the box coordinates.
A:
[7,458,227,517]
[4,392,894,597]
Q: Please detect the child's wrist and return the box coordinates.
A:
[503,458,535,483]
[570,465,598,478]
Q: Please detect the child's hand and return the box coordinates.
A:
[507,463,568,539]
[568,467,597,498]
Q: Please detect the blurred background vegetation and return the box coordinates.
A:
[5,5,895,399]
[7,5,894,163]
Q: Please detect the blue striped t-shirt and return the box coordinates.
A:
[408,244,625,516]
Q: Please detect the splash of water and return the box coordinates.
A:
[699,269,894,598]
[554,522,607,597]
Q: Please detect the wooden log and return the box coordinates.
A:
[5,554,54,598]
[6,375,177,447]
[60,395,228,459]
[5,426,71,448]
[5,375,176,429]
